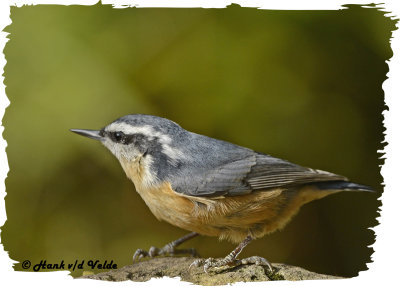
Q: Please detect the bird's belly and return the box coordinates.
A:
[134,182,216,234]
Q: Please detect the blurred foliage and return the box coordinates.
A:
[1,3,396,278]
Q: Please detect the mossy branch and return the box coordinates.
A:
[81,257,343,285]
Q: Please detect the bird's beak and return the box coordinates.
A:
[70,129,103,141]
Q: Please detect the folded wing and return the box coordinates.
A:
[173,152,348,197]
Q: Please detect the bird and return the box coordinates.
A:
[71,114,374,273]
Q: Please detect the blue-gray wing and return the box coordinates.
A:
[172,152,347,197]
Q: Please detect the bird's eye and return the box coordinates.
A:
[113,131,125,143]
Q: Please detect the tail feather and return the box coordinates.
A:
[311,180,375,192]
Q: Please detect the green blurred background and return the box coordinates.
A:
[1,3,395,278]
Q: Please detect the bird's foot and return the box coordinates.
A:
[133,232,199,263]
[133,244,199,262]
[190,256,272,273]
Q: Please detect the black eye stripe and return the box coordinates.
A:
[107,131,148,145]
[99,128,106,137]
[107,131,138,145]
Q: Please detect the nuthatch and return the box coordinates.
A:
[71,114,373,272]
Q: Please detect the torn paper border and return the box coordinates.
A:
[0,1,399,285]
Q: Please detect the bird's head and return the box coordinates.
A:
[71,114,188,187]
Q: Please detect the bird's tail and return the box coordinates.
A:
[312,180,375,192]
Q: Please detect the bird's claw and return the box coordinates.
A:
[133,248,150,262]
[133,247,165,262]
[133,245,199,263]
[240,256,273,271]
[189,258,204,270]
[189,257,237,273]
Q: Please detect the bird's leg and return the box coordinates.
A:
[133,232,199,262]
[190,235,272,273]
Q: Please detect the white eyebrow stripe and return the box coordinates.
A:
[105,122,186,163]
[105,122,154,137]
